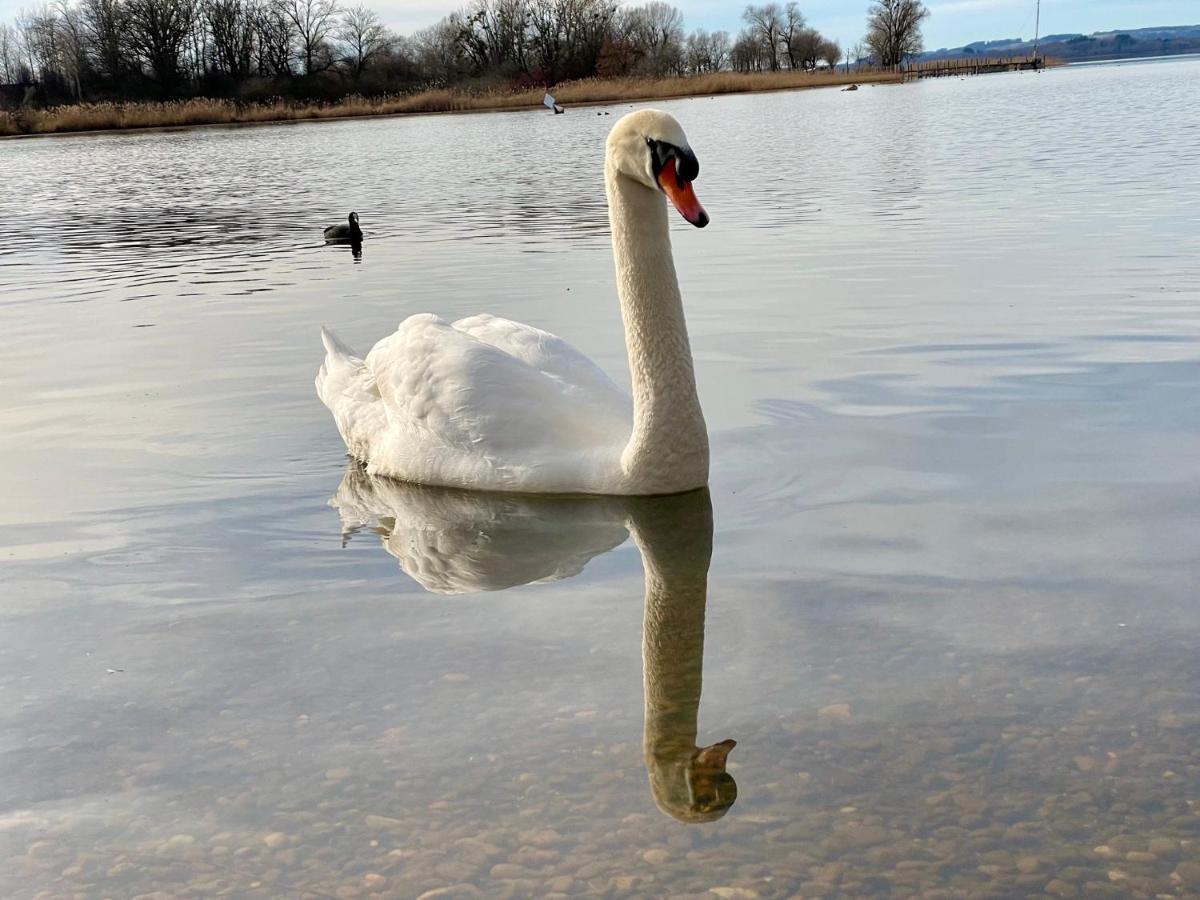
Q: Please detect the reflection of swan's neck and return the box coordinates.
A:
[630,498,712,768]
[607,168,708,493]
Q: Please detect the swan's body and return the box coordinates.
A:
[317,110,710,495]
[324,211,362,242]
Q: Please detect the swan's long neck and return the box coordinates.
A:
[607,167,708,493]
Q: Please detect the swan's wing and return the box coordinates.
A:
[365,314,628,461]
[452,313,630,417]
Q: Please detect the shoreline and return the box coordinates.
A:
[1,70,900,140]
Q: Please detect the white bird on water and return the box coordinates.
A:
[316,109,711,496]
[543,92,565,114]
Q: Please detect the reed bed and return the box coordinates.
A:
[1,69,898,137]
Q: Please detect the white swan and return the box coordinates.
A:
[316,109,710,495]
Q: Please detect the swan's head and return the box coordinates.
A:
[606,109,708,228]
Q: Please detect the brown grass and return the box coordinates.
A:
[0,69,899,138]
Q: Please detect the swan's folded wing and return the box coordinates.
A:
[452,314,631,422]
[365,314,628,457]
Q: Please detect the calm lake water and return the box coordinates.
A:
[3,57,1200,899]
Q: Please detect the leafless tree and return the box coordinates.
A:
[741,2,780,70]
[792,25,820,69]
[277,0,337,75]
[818,36,839,69]
[849,39,865,68]
[728,27,754,71]
[683,27,727,74]
[777,1,803,69]
[336,4,388,77]
[78,0,130,82]
[53,0,89,97]
[410,16,466,82]
[251,0,294,75]
[125,0,198,92]
[0,22,23,81]
[620,1,683,75]
[205,0,254,80]
[865,0,928,67]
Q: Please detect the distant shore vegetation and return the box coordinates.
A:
[1,68,902,135]
[0,0,930,134]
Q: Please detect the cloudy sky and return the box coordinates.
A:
[2,0,1195,53]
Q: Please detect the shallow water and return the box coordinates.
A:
[3,57,1200,899]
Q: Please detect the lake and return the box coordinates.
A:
[2,55,1199,899]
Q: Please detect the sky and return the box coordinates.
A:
[368,0,1198,50]
[1,0,1196,52]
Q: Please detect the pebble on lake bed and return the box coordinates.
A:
[817,703,852,723]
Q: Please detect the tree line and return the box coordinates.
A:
[0,0,929,106]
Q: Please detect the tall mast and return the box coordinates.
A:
[1033,0,1041,66]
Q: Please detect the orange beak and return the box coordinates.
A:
[657,158,709,228]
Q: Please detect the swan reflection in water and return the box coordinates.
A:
[332,462,738,823]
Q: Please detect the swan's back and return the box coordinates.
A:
[317,315,632,492]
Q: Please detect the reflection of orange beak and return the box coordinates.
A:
[694,738,736,769]
[657,158,709,228]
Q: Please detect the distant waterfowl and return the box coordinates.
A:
[324,211,362,243]
[543,92,565,114]
[317,109,711,495]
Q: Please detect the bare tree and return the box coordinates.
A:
[78,0,130,82]
[527,0,616,82]
[277,0,337,75]
[865,0,928,67]
[777,1,803,69]
[0,23,22,81]
[252,0,295,75]
[741,3,780,70]
[849,39,864,68]
[818,36,839,69]
[205,0,255,80]
[336,4,388,77]
[125,0,199,93]
[53,0,89,97]
[683,27,728,74]
[622,1,683,76]
[793,25,820,69]
[410,16,466,82]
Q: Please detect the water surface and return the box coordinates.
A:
[3,57,1200,898]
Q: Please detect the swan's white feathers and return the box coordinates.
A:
[452,313,630,422]
[319,313,632,491]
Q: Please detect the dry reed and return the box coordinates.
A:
[0,69,898,138]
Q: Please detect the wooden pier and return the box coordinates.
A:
[903,56,1044,80]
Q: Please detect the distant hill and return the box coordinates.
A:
[917,23,1200,62]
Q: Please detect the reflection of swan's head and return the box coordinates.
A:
[606,109,708,228]
[649,737,738,824]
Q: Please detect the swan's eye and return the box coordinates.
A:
[647,139,699,186]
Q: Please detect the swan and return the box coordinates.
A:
[324,211,362,242]
[316,109,710,495]
[330,464,737,821]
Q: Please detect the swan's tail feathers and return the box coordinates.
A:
[321,326,358,361]
[316,326,367,413]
